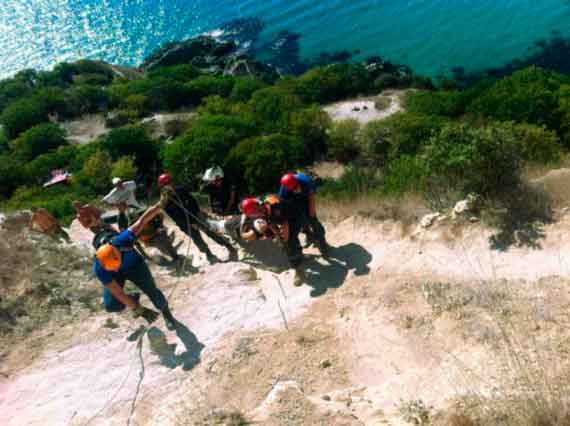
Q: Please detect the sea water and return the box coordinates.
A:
[0,0,569,79]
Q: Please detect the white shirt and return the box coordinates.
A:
[102,181,144,209]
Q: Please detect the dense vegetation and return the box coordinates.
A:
[0,56,567,222]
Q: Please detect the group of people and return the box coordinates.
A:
[28,166,330,328]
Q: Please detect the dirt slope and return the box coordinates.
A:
[2,213,570,425]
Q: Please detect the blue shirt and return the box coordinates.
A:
[94,229,142,285]
[278,173,316,201]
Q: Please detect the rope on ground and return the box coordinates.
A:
[126,334,146,426]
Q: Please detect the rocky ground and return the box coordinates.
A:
[3,200,570,425]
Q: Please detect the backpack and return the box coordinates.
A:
[92,227,119,250]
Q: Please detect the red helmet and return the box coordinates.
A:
[280,173,298,191]
[158,173,172,187]
[240,198,260,217]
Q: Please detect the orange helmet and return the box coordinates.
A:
[280,173,298,191]
[158,173,172,187]
[96,243,122,272]
[240,198,260,217]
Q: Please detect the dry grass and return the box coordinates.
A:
[319,193,429,234]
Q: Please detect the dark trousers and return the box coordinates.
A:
[146,229,179,260]
[286,219,304,268]
[183,218,235,254]
[102,258,167,312]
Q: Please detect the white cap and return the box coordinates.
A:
[202,166,224,182]
[112,177,122,185]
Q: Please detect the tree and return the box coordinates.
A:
[100,126,160,175]
[249,86,304,132]
[10,123,67,162]
[227,134,305,193]
[111,155,138,181]
[1,97,48,139]
[290,106,331,161]
[328,119,361,163]
[76,150,113,194]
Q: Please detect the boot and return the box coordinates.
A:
[162,306,177,331]
[293,266,306,287]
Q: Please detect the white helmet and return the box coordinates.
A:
[202,166,224,182]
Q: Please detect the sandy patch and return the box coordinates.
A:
[59,114,109,145]
[324,91,405,125]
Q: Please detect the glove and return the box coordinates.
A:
[133,305,159,324]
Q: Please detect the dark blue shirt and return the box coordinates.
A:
[278,173,317,201]
[94,229,142,285]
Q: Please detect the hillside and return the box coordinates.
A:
[2,199,570,425]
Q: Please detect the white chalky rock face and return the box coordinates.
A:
[420,213,440,228]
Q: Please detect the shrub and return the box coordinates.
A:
[422,123,523,198]
[10,123,67,162]
[230,77,266,102]
[1,97,48,139]
[0,155,22,198]
[249,86,304,132]
[290,105,331,161]
[295,64,372,103]
[197,95,235,115]
[99,126,160,174]
[185,75,236,106]
[67,85,108,114]
[510,122,562,163]
[111,156,138,181]
[405,90,467,117]
[161,114,256,185]
[75,150,113,194]
[328,119,361,163]
[467,66,568,130]
[23,145,78,186]
[227,134,305,193]
[382,155,428,194]
[362,112,447,163]
[147,64,201,82]
[319,165,382,200]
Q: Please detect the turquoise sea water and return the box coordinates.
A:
[0,0,569,79]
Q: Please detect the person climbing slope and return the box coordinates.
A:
[201,166,239,216]
[241,195,307,286]
[102,177,144,231]
[93,201,177,330]
[278,172,330,255]
[158,172,238,263]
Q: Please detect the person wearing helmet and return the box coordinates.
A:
[158,172,238,263]
[102,177,145,231]
[241,196,306,286]
[278,172,329,256]
[93,201,177,330]
[201,166,239,216]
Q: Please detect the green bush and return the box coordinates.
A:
[467,66,568,130]
[230,77,266,102]
[10,123,67,162]
[362,112,447,163]
[328,119,361,163]
[290,106,331,161]
[67,85,108,114]
[161,114,256,185]
[0,155,23,198]
[74,150,113,194]
[295,64,372,104]
[111,155,138,181]
[197,95,235,115]
[319,165,382,200]
[185,75,236,106]
[405,90,467,117]
[23,145,78,186]
[109,78,190,111]
[1,97,48,139]
[382,155,428,194]
[249,86,304,132]
[99,126,160,174]
[227,134,305,193]
[422,123,523,198]
[147,64,201,82]
[510,122,562,163]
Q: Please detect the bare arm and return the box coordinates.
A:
[105,281,139,309]
[129,202,162,236]
[240,224,258,241]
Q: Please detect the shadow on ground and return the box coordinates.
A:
[146,320,204,371]
[305,243,372,297]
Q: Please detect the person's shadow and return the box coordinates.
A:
[146,320,204,371]
[304,243,372,297]
[238,239,290,272]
